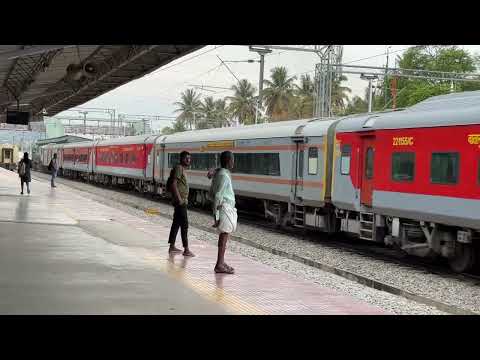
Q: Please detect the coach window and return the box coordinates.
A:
[233,153,280,176]
[340,145,351,175]
[392,152,415,181]
[365,147,374,179]
[298,151,304,178]
[168,153,179,168]
[308,147,318,175]
[431,152,459,184]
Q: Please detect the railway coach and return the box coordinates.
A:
[330,91,480,272]
[38,90,480,272]
[157,119,337,229]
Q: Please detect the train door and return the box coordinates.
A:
[90,141,98,174]
[292,139,304,200]
[2,148,12,164]
[360,136,375,207]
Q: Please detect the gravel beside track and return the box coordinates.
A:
[32,171,480,315]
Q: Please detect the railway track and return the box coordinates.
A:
[32,171,480,314]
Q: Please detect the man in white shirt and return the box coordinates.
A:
[211,151,237,274]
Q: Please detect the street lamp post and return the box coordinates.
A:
[360,74,379,113]
[78,111,88,135]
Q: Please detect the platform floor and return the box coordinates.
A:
[0,168,387,315]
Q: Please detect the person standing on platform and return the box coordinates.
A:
[48,153,58,188]
[18,152,32,195]
[211,151,237,274]
[167,151,195,257]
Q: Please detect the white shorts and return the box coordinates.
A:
[217,203,237,234]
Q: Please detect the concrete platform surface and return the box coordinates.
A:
[0,167,387,315]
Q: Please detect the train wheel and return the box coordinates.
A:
[449,242,475,273]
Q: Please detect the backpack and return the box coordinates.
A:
[166,166,177,193]
[18,161,26,176]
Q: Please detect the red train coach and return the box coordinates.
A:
[332,91,480,271]
[92,135,158,191]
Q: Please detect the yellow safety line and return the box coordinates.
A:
[142,253,266,315]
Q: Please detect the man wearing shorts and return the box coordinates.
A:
[211,151,236,274]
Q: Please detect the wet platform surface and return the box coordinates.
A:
[0,168,387,315]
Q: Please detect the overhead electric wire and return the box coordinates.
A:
[146,45,224,77]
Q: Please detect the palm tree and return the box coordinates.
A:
[198,96,216,129]
[262,66,297,121]
[227,79,257,125]
[173,88,202,130]
[291,74,315,119]
[214,99,230,128]
[331,75,351,115]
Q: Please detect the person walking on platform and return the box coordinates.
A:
[18,152,32,195]
[167,151,195,257]
[211,151,237,274]
[48,153,58,188]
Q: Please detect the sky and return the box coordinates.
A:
[57,45,480,131]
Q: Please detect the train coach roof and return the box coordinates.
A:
[161,119,311,144]
[62,141,95,149]
[336,90,480,132]
[94,134,160,146]
[302,119,341,137]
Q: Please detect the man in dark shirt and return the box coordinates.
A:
[168,151,195,257]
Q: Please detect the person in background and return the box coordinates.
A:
[49,153,58,188]
[211,151,237,274]
[168,151,195,257]
[18,152,32,195]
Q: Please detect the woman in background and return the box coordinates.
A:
[18,152,32,195]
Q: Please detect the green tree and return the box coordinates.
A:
[331,75,351,115]
[393,46,480,108]
[227,79,257,125]
[291,74,315,119]
[344,95,368,115]
[214,99,231,128]
[197,96,216,129]
[173,88,202,130]
[262,66,297,121]
[161,126,175,135]
[173,119,188,132]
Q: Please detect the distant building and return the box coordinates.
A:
[44,117,65,138]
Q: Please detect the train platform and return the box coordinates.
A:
[0,167,388,315]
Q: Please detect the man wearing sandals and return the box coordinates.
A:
[168,151,195,257]
[211,151,237,274]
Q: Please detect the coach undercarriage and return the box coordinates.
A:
[334,208,478,273]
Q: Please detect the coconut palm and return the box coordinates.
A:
[198,96,216,128]
[262,66,297,121]
[291,74,315,119]
[214,99,231,128]
[173,88,202,130]
[227,79,257,125]
[331,75,351,115]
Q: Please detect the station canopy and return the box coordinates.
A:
[0,45,203,120]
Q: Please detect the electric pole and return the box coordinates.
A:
[385,46,391,107]
[249,46,272,124]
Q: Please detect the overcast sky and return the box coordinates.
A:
[58,45,480,130]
